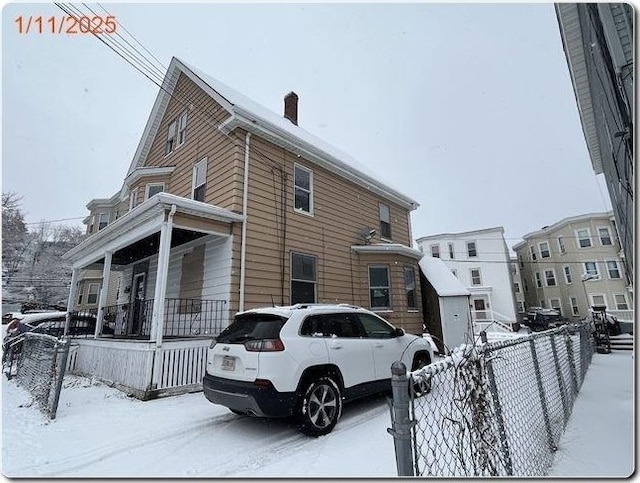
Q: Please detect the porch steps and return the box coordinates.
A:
[610,334,634,351]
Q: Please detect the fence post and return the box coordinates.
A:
[529,337,556,451]
[550,333,569,425]
[480,331,514,475]
[49,338,71,420]
[387,360,414,476]
[564,327,579,397]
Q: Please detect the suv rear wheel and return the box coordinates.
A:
[297,376,342,437]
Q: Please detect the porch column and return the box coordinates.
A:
[64,268,80,336]
[95,251,112,338]
[151,205,176,347]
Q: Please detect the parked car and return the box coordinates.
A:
[522,307,568,332]
[203,304,435,436]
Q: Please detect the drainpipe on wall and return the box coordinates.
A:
[239,132,251,312]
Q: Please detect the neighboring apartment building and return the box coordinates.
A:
[556,4,634,285]
[416,227,518,330]
[513,212,632,330]
[64,56,425,343]
[511,256,526,320]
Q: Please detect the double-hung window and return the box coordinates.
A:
[146,183,164,200]
[530,246,537,261]
[379,204,391,239]
[539,241,550,258]
[558,236,566,254]
[291,253,317,304]
[294,164,313,214]
[563,266,572,284]
[467,241,477,258]
[570,297,579,316]
[98,213,109,231]
[583,261,599,278]
[430,244,440,258]
[614,294,629,310]
[598,227,612,246]
[544,269,556,287]
[606,260,621,279]
[369,265,391,309]
[177,110,188,146]
[576,228,592,248]
[448,243,455,259]
[165,120,177,155]
[535,272,542,288]
[192,158,207,202]
[87,283,100,305]
[470,268,482,286]
[165,110,188,155]
[404,267,417,309]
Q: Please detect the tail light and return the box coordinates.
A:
[244,339,285,352]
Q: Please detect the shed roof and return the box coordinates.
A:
[418,256,470,297]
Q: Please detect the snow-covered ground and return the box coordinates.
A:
[1,351,633,477]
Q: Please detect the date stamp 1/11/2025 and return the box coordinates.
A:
[15,15,117,35]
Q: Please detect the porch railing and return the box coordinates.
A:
[99,298,228,338]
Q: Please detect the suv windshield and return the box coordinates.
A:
[216,313,288,343]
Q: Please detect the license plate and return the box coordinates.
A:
[221,356,236,371]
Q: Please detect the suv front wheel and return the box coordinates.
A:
[297,376,343,437]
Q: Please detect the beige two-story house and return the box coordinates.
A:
[63,57,424,398]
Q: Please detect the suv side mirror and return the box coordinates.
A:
[395,327,405,337]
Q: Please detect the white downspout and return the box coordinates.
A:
[239,132,251,312]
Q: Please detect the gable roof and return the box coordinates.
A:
[126,57,419,211]
[418,256,470,297]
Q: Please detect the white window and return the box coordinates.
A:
[590,294,607,308]
[550,298,562,315]
[530,246,537,261]
[192,158,207,202]
[467,241,477,257]
[291,253,316,304]
[514,282,520,293]
[146,183,164,200]
[470,268,482,286]
[563,266,572,284]
[516,301,525,313]
[177,110,188,146]
[606,260,621,279]
[598,227,612,246]
[129,189,138,210]
[430,244,440,258]
[448,243,455,259]
[614,294,629,310]
[379,203,391,239]
[539,241,550,258]
[576,228,592,248]
[570,297,579,316]
[87,283,100,305]
[294,164,313,214]
[165,119,177,155]
[369,265,391,309]
[535,272,542,288]
[583,261,599,278]
[558,236,566,254]
[98,213,109,231]
[544,269,556,287]
[77,287,84,305]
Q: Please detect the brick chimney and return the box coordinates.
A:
[284,91,298,125]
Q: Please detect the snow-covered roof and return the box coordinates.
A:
[418,256,470,297]
[126,57,419,211]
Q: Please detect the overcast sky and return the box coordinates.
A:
[2,2,612,252]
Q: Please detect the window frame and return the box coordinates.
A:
[98,213,109,231]
[177,110,188,146]
[293,164,313,215]
[530,245,537,261]
[590,294,607,308]
[430,244,440,258]
[558,236,566,254]
[539,241,550,259]
[605,260,621,279]
[165,119,177,155]
[404,266,417,310]
[448,243,455,259]
[563,265,573,284]
[550,298,562,315]
[576,228,592,248]
[368,265,391,310]
[570,297,579,316]
[470,268,482,286]
[145,183,165,200]
[87,283,100,305]
[544,269,557,287]
[192,157,208,202]
[379,203,392,240]
[614,293,629,310]
[598,226,612,246]
[514,282,520,293]
[535,272,542,288]
[290,252,317,305]
[583,261,599,278]
[466,241,477,258]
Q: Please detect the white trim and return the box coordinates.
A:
[145,182,165,200]
[125,167,175,187]
[351,243,423,260]
[293,163,314,216]
[544,268,557,287]
[575,227,592,249]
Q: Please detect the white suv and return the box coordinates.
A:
[203,304,435,436]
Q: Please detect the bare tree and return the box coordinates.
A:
[2,192,31,285]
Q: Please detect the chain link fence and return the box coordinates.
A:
[3,332,71,419]
[388,323,594,476]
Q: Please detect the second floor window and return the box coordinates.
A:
[430,244,440,258]
[470,268,482,286]
[584,261,599,278]
[146,183,164,200]
[606,260,621,279]
[545,269,556,287]
[598,227,612,246]
[564,266,572,284]
[379,203,391,239]
[87,283,100,305]
[448,243,455,259]
[192,158,207,202]
[535,272,542,288]
[539,242,550,258]
[467,241,477,257]
[614,294,629,310]
[98,213,109,231]
[294,165,313,214]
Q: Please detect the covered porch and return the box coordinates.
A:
[63,193,244,398]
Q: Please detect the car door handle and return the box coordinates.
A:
[373,343,384,348]
[329,342,343,349]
